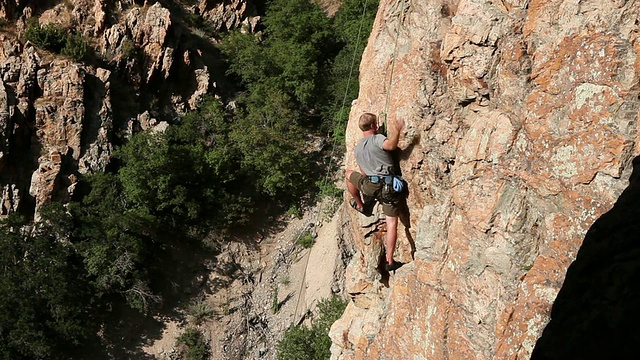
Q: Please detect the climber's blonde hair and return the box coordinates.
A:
[358,113,377,131]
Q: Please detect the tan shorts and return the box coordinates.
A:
[349,172,401,217]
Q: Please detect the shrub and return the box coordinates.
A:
[62,32,88,61]
[187,299,215,324]
[24,20,89,62]
[24,20,66,52]
[277,326,315,359]
[313,296,349,334]
[286,205,302,218]
[176,328,210,360]
[272,287,280,313]
[277,296,348,360]
[316,178,342,200]
[120,38,136,59]
[296,231,315,248]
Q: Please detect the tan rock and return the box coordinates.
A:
[0,77,9,158]
[0,43,115,216]
[199,0,255,32]
[335,0,640,358]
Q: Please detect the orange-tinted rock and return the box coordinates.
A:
[332,0,640,358]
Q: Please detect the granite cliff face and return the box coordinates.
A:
[332,0,640,359]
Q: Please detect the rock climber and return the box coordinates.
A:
[345,112,405,272]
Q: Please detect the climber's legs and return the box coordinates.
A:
[385,215,398,265]
[346,169,365,209]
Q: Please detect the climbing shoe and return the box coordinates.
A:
[385,260,405,273]
[350,198,373,217]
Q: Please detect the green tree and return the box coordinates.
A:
[277,296,348,360]
[0,208,94,360]
[176,327,210,360]
[322,0,379,141]
[220,0,335,109]
[117,98,260,228]
[62,32,88,61]
[70,173,160,312]
[168,97,254,226]
[230,88,311,199]
[117,132,202,221]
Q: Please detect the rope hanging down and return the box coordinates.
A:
[292,0,372,322]
[381,0,409,133]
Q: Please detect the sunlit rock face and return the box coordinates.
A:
[332,0,640,359]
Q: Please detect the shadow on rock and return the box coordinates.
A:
[532,156,640,360]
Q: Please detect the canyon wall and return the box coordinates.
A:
[331,0,640,359]
[0,0,257,218]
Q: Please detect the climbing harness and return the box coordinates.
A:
[368,175,405,201]
[367,175,405,192]
[367,175,405,205]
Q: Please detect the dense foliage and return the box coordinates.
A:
[117,97,310,227]
[277,296,349,360]
[221,0,377,142]
[117,101,243,226]
[70,173,159,312]
[1,0,378,357]
[0,208,94,360]
[325,0,380,142]
[24,20,88,61]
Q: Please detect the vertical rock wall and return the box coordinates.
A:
[331,0,640,359]
[0,39,114,217]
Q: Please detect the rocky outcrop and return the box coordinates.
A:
[31,59,87,211]
[0,42,114,216]
[0,0,254,218]
[199,0,260,33]
[332,0,640,359]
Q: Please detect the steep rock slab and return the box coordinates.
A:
[0,35,114,217]
[30,61,86,213]
[0,40,39,215]
[29,61,114,215]
[331,0,640,359]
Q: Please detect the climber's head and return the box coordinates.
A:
[358,112,378,132]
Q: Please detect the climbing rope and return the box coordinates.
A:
[291,0,410,322]
[292,0,372,322]
[381,0,409,133]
